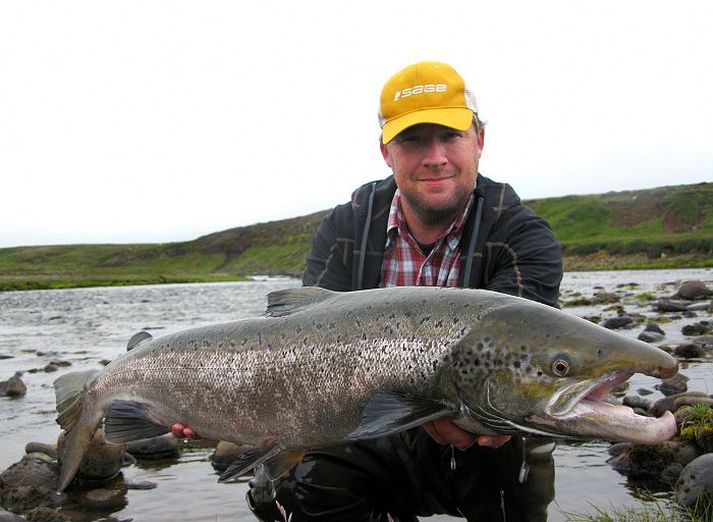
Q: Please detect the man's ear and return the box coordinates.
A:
[380,140,392,168]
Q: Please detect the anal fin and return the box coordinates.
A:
[103,400,170,443]
[219,442,280,482]
[345,391,458,442]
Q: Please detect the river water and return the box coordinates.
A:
[1,268,712,521]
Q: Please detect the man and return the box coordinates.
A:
[176,61,562,520]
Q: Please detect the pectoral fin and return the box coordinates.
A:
[103,400,170,443]
[263,448,308,480]
[345,391,458,442]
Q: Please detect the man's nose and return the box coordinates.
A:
[422,138,447,169]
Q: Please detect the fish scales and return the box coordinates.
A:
[53,286,679,491]
[87,291,469,446]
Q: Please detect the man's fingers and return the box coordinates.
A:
[476,434,511,449]
[422,422,447,445]
[423,418,476,450]
[171,423,198,439]
[171,423,186,438]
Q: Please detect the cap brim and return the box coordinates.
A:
[382,108,473,144]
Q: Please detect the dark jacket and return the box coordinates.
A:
[303,174,562,305]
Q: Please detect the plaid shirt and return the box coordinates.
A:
[380,190,474,287]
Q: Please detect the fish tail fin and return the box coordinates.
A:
[53,369,103,491]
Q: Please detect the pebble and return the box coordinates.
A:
[124,433,179,460]
[623,395,651,410]
[602,316,634,329]
[676,454,713,512]
[0,375,27,397]
[654,374,690,397]
[674,342,706,359]
[653,299,690,312]
[76,486,127,510]
[682,321,712,336]
[676,280,713,300]
[25,443,57,460]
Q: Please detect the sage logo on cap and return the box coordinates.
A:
[378,61,477,144]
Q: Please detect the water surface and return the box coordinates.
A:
[1,269,712,520]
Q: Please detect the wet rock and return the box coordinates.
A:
[47,360,71,368]
[76,484,127,511]
[674,342,706,359]
[58,429,124,483]
[607,440,700,483]
[607,442,631,457]
[653,299,690,313]
[693,335,713,351]
[602,316,634,329]
[651,390,702,416]
[581,315,601,324]
[661,462,684,484]
[623,395,651,411]
[0,354,14,360]
[125,478,158,490]
[676,280,713,300]
[682,321,712,336]
[637,388,655,396]
[675,454,713,513]
[0,457,62,513]
[0,375,26,397]
[209,441,251,472]
[0,507,27,522]
[638,330,664,343]
[22,454,53,466]
[24,444,57,461]
[124,433,179,460]
[674,396,713,410]
[644,322,665,335]
[42,365,59,374]
[23,507,70,522]
[654,374,690,397]
[687,301,712,312]
[592,292,621,304]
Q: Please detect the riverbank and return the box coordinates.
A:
[1,182,711,291]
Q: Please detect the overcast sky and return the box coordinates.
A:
[1,1,711,248]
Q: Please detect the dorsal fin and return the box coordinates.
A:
[127,331,153,351]
[265,287,336,317]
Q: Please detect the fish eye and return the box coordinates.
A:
[551,359,570,377]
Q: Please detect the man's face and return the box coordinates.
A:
[380,123,484,227]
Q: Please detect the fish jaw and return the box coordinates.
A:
[530,370,678,444]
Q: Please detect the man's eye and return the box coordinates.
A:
[400,135,421,144]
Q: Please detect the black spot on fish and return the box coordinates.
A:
[419,315,431,325]
[453,316,460,324]
[474,359,480,366]
[477,342,484,351]
[513,361,521,368]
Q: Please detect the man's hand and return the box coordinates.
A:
[171,423,199,439]
[422,418,510,450]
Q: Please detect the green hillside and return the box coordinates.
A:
[1,183,712,291]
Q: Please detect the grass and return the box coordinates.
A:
[561,503,710,522]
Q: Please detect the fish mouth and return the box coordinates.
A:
[533,371,678,444]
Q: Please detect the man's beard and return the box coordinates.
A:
[402,190,472,228]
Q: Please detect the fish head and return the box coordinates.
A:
[452,297,678,444]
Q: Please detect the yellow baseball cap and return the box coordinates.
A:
[378,61,478,144]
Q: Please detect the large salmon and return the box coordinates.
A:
[54,286,678,491]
